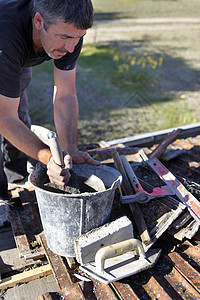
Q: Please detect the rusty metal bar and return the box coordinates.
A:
[39,232,85,299]
[92,280,118,299]
[39,232,130,299]
[164,254,200,299]
[151,268,183,299]
[78,280,97,299]
[18,189,46,260]
[142,272,172,299]
[19,189,35,206]
[9,210,31,258]
[9,209,45,260]
[168,252,200,292]
[179,242,200,267]
[111,281,139,299]
[19,190,43,233]
[39,233,141,299]
[38,292,60,300]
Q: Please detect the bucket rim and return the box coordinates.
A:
[28,164,122,197]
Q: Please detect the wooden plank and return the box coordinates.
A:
[99,122,200,148]
[111,150,152,246]
[0,264,52,289]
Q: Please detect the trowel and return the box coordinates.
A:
[75,217,161,284]
[47,131,106,193]
[79,238,161,284]
[47,131,81,194]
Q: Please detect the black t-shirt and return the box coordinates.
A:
[0,0,83,98]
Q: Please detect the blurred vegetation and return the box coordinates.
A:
[28,0,200,144]
[93,0,200,19]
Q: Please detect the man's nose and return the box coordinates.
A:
[65,39,78,53]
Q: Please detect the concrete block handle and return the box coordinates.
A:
[48,131,63,167]
[95,238,146,273]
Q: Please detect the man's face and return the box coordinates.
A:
[37,17,86,59]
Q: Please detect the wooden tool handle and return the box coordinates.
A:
[120,155,141,192]
[48,131,63,166]
[148,128,183,159]
[111,150,152,246]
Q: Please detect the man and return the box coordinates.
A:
[0,0,99,222]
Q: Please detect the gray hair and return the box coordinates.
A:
[32,0,94,30]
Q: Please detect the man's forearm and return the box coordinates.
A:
[54,93,79,154]
[0,116,51,165]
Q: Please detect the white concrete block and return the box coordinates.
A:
[74,216,134,265]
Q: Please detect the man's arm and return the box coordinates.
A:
[0,94,52,163]
[53,65,100,165]
[0,94,71,186]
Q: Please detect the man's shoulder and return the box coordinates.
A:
[0,0,32,61]
[0,0,32,98]
[0,0,31,14]
[0,0,31,30]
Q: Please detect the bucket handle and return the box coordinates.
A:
[95,238,146,273]
[111,176,122,190]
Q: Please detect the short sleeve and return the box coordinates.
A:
[54,37,83,71]
[0,48,21,98]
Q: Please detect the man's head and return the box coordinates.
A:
[32,0,94,30]
[32,0,94,59]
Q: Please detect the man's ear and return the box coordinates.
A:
[33,12,44,30]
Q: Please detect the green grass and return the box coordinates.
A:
[79,45,159,92]
[28,61,55,130]
[76,40,199,143]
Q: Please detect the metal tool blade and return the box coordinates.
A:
[147,157,200,223]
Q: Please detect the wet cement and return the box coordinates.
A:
[43,170,97,194]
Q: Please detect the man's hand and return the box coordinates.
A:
[71,150,100,165]
[47,151,72,186]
